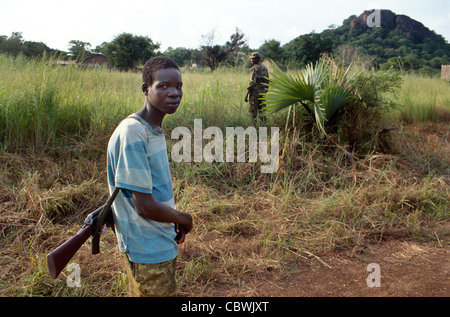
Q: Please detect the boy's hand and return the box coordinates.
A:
[175,224,188,244]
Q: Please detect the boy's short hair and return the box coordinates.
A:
[142,56,180,87]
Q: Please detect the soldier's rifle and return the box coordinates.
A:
[46,187,120,279]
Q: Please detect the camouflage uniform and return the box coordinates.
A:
[246,52,269,121]
[123,254,177,297]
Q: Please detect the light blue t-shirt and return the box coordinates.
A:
[107,114,178,264]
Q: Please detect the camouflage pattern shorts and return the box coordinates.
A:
[123,254,177,297]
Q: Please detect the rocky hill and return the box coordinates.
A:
[349,9,439,44]
[320,9,450,74]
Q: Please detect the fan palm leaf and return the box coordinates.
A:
[263,57,360,136]
[263,60,318,112]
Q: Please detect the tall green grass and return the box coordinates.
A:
[0,55,141,151]
[0,55,257,151]
[1,54,448,152]
[166,67,254,130]
[385,74,450,123]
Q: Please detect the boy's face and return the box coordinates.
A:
[145,68,183,115]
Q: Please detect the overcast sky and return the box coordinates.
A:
[1,0,449,52]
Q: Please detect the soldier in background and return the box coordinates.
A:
[245,52,269,123]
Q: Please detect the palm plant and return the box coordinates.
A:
[263,56,361,136]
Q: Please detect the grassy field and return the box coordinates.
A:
[385,73,450,123]
[0,55,448,296]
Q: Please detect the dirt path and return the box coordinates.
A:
[251,240,449,297]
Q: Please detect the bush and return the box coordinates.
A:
[263,56,402,153]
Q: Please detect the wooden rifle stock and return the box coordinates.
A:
[46,188,119,279]
[47,224,93,279]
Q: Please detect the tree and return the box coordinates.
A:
[0,32,24,56]
[258,39,284,65]
[104,33,160,70]
[23,41,52,58]
[93,42,109,55]
[200,29,226,70]
[200,45,228,70]
[283,32,333,68]
[164,47,192,67]
[223,28,247,66]
[200,28,247,70]
[224,28,246,56]
[0,32,68,59]
[68,40,92,62]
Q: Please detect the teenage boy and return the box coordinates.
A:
[107,56,193,297]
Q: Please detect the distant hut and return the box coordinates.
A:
[441,65,450,81]
[81,54,109,67]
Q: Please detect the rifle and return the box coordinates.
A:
[46,187,120,279]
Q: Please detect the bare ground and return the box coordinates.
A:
[249,240,449,297]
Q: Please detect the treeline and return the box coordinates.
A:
[2,11,449,75]
[0,32,69,59]
[0,29,338,72]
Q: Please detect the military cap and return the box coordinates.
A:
[250,52,261,59]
